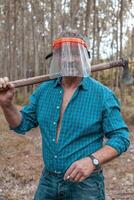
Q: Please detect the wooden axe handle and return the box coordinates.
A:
[10,73,60,88]
[0,59,125,90]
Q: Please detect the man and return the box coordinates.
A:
[0,31,130,200]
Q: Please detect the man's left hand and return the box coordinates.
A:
[64,157,95,182]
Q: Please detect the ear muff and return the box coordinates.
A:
[87,51,90,59]
[45,52,53,60]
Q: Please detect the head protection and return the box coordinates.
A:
[47,31,91,77]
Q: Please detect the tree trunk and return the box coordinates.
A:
[7,0,12,79]
[51,0,54,50]
[119,0,123,58]
[85,0,92,33]
[92,0,96,64]
[119,0,124,102]
[21,0,27,99]
[12,0,17,80]
[114,4,119,91]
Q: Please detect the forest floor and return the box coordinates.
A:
[0,108,133,200]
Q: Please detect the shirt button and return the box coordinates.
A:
[60,90,62,94]
[54,155,57,159]
[57,106,60,109]
[52,138,55,142]
[53,122,56,125]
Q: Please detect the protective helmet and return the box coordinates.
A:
[47,30,91,77]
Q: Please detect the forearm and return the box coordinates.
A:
[2,103,22,128]
[64,145,119,182]
[92,145,118,166]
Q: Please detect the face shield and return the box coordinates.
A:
[49,38,91,77]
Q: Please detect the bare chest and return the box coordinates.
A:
[56,89,76,142]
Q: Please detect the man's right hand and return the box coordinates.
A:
[0,77,15,107]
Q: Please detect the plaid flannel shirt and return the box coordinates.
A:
[11,77,130,173]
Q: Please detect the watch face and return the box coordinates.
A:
[93,159,99,165]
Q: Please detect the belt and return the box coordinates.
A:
[45,168,102,177]
[44,169,64,177]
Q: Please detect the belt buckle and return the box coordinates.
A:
[48,170,62,176]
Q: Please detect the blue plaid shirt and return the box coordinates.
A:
[11,77,130,173]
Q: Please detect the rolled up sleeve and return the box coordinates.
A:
[10,87,41,134]
[102,92,130,155]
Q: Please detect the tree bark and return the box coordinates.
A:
[51,0,54,50]
[92,0,96,64]
[85,0,92,33]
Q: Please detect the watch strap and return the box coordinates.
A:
[89,154,101,169]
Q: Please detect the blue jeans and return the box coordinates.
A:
[34,168,105,200]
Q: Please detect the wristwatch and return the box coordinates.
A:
[89,155,101,170]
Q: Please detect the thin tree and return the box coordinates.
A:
[85,0,92,34]
[51,0,54,50]
[92,0,96,64]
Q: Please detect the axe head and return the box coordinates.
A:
[122,60,134,85]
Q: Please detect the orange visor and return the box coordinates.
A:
[53,37,87,49]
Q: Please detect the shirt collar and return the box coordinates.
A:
[53,77,62,88]
[53,77,89,91]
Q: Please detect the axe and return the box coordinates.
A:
[0,59,133,90]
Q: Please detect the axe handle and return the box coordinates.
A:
[0,59,125,90]
[10,73,59,88]
[91,59,125,72]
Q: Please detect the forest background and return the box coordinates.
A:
[0,0,134,121]
[0,0,134,200]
